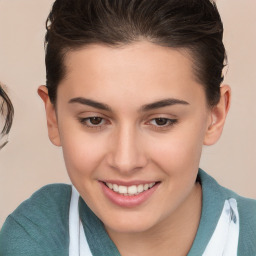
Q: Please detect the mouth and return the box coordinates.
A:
[102,181,160,196]
[100,180,161,207]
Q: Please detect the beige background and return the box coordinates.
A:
[0,0,255,227]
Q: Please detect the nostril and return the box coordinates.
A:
[106,131,148,172]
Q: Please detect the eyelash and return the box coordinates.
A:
[78,116,178,131]
[78,117,108,130]
[146,118,178,131]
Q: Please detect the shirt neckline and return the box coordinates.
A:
[79,169,225,255]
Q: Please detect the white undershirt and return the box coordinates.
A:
[69,186,92,256]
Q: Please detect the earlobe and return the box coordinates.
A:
[37,85,61,147]
[204,85,231,146]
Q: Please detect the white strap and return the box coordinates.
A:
[79,221,91,256]
[202,198,240,256]
[69,186,80,256]
[69,186,92,256]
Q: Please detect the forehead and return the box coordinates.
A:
[58,41,205,107]
[65,41,195,80]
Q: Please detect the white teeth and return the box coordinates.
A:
[106,183,113,189]
[149,183,154,188]
[127,185,137,195]
[143,184,149,191]
[119,185,128,194]
[105,182,156,196]
[113,184,119,192]
[137,184,144,193]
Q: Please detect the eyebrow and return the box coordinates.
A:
[140,98,189,111]
[69,97,112,111]
[69,97,189,112]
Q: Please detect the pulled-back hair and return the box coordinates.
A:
[45,0,226,106]
[0,85,14,149]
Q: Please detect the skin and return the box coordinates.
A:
[38,41,230,256]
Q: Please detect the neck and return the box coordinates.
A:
[105,182,202,256]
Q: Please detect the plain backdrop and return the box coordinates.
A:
[0,0,255,227]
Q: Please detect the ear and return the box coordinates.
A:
[38,85,61,146]
[204,85,231,146]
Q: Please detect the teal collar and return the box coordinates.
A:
[79,197,121,256]
[188,169,226,255]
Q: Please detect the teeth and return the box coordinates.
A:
[119,185,127,194]
[127,185,137,195]
[149,183,154,188]
[113,184,119,192]
[144,184,149,191]
[106,183,113,189]
[105,182,156,196]
[137,184,144,193]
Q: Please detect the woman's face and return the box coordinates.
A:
[47,41,214,233]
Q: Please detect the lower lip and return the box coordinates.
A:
[100,182,160,208]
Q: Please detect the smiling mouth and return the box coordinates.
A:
[103,182,159,196]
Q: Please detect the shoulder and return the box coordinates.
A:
[234,195,256,255]
[0,184,71,256]
[216,179,256,240]
[199,169,256,255]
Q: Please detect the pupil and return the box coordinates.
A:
[156,118,167,126]
[90,117,102,125]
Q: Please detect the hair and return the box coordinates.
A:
[0,84,14,149]
[45,0,226,107]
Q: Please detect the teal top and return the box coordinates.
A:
[1,170,256,256]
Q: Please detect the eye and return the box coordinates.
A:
[87,117,104,125]
[149,118,177,126]
[146,117,178,131]
[78,116,108,129]
[152,118,169,126]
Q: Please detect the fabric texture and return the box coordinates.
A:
[0,169,256,256]
[0,184,71,256]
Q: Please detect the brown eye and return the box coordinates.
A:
[155,118,168,126]
[89,117,103,125]
[79,116,106,128]
[147,118,178,129]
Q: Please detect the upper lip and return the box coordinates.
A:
[100,180,159,186]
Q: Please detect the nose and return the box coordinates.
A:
[107,125,148,174]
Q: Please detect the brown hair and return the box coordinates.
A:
[45,0,226,106]
[0,84,14,149]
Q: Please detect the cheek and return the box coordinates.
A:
[148,121,207,175]
[59,129,107,180]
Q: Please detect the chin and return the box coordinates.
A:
[103,213,159,234]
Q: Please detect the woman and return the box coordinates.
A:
[0,84,14,149]
[0,0,255,255]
